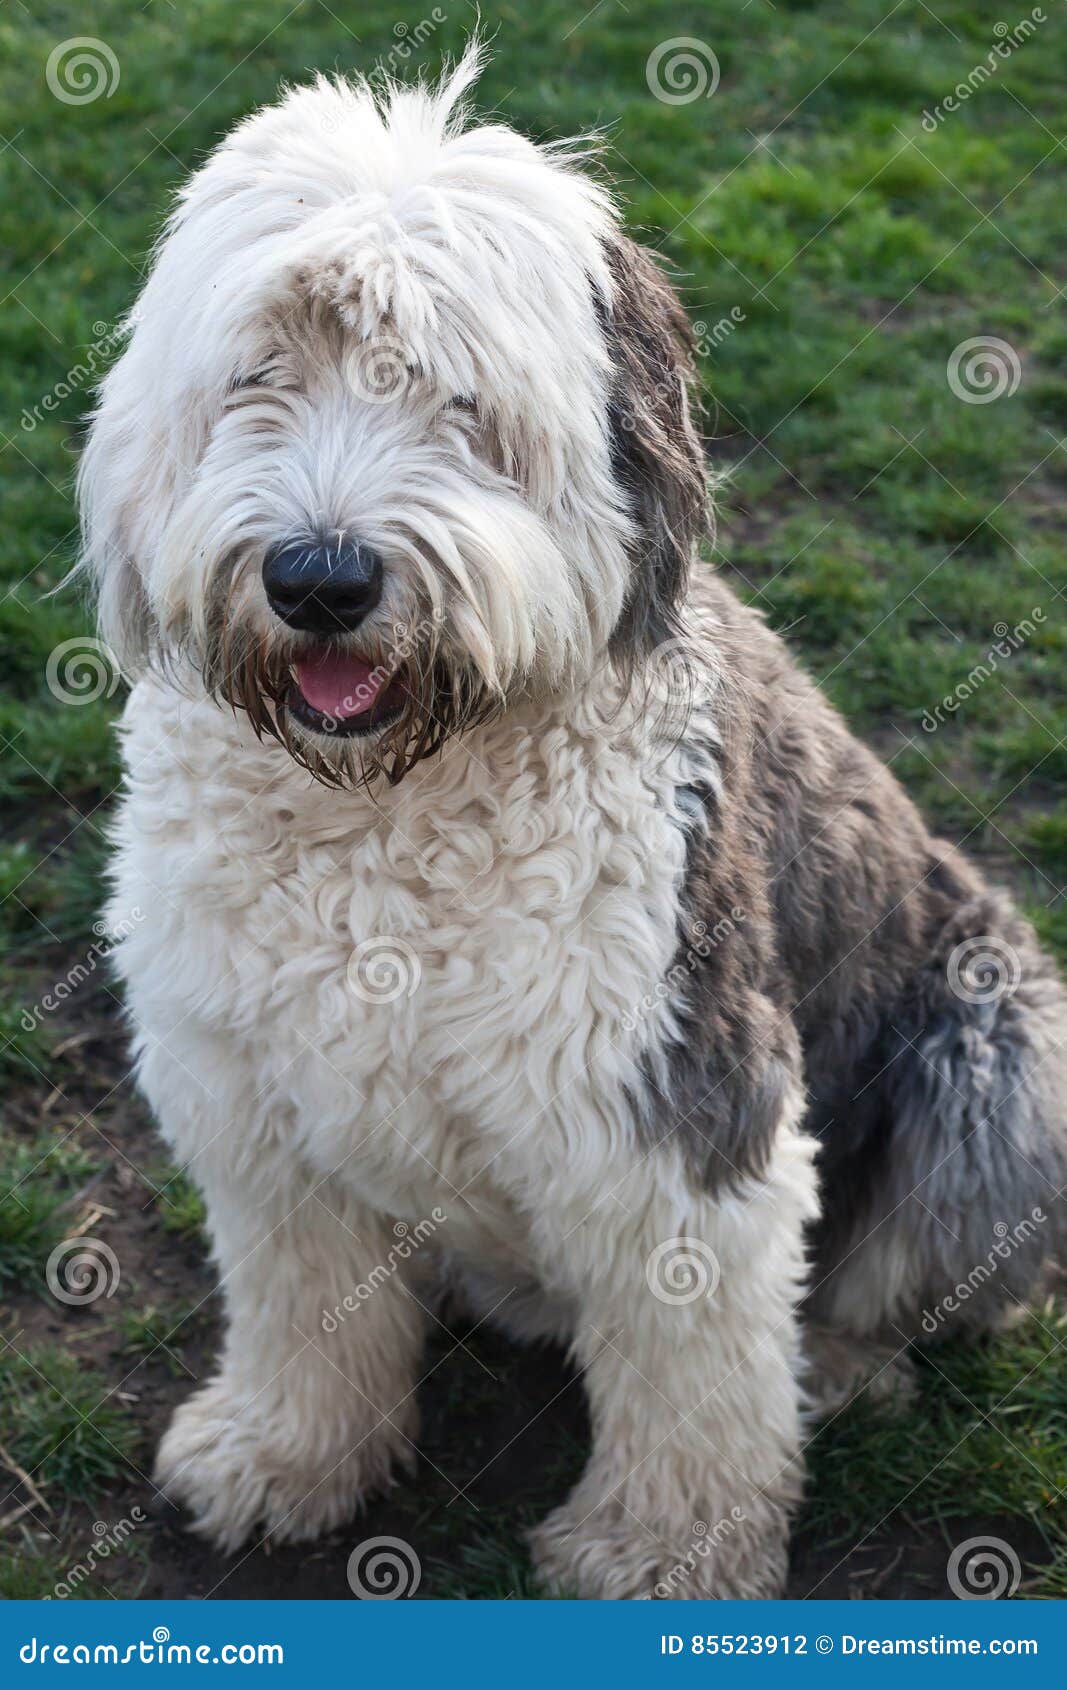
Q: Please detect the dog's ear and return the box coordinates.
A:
[598,234,708,661]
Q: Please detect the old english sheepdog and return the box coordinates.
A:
[78,50,1067,1598]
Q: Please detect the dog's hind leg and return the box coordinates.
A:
[807,888,1067,1367]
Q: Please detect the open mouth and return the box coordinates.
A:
[287,651,408,737]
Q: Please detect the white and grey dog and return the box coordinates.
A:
[78,51,1067,1598]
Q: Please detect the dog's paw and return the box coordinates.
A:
[154,1379,414,1554]
[529,1491,788,1600]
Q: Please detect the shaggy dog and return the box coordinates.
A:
[78,50,1066,1599]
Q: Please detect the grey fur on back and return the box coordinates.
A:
[654,575,1067,1342]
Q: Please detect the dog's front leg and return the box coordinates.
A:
[154,1155,426,1553]
[529,1119,817,1599]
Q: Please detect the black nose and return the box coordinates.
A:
[262,535,384,632]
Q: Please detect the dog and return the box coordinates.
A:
[78,48,1067,1599]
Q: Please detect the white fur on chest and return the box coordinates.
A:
[109,676,707,1270]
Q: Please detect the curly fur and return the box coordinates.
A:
[78,48,1067,1599]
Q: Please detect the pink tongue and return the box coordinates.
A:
[294,654,386,719]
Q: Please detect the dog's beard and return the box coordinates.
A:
[195,586,500,789]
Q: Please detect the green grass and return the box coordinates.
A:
[141,1163,209,1247]
[0,0,1064,1600]
[116,1299,200,1375]
[0,1345,141,1501]
[804,1311,1067,1576]
[0,1130,98,1287]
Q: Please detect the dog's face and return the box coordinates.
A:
[79,52,707,782]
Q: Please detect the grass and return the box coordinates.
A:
[803,1310,1067,1574]
[116,1299,200,1374]
[141,1163,209,1246]
[0,0,1064,1599]
[0,1130,98,1287]
[0,1346,141,1501]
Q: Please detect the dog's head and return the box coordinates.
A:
[78,48,707,783]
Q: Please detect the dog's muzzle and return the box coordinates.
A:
[261,533,408,736]
[262,534,383,633]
